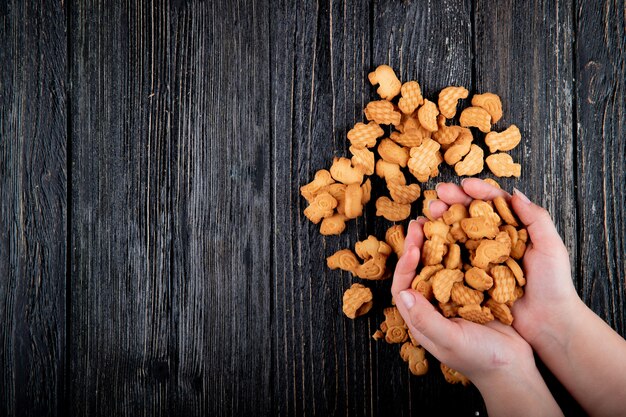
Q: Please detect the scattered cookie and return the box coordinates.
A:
[417,99,440,132]
[398,81,424,114]
[376,196,412,221]
[400,342,429,376]
[438,86,469,119]
[342,283,374,319]
[454,144,484,176]
[368,65,402,100]
[485,125,521,152]
[486,153,522,177]
[472,92,503,123]
[441,363,471,386]
[303,66,530,386]
[459,106,492,133]
[365,100,402,126]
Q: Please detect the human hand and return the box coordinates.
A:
[391,219,536,385]
[430,179,581,346]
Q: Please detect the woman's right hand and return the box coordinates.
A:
[431,179,582,346]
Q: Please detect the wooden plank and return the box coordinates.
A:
[474,0,578,261]
[575,0,625,335]
[270,1,375,416]
[371,1,480,415]
[474,0,586,415]
[271,0,483,415]
[0,2,67,416]
[69,1,272,415]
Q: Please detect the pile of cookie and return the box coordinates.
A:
[300,64,522,235]
[300,65,528,385]
[412,194,527,327]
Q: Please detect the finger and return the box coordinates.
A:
[396,289,460,350]
[394,300,438,355]
[461,178,512,201]
[429,200,449,219]
[391,245,420,297]
[435,182,473,206]
[404,217,426,250]
[510,189,567,254]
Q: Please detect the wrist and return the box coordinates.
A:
[528,297,586,352]
[471,353,537,393]
[474,361,563,417]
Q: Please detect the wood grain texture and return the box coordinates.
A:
[474,0,578,262]
[370,2,485,416]
[271,0,483,416]
[69,1,271,415]
[575,0,626,335]
[0,2,67,417]
[474,1,587,414]
[270,1,376,416]
[0,0,624,415]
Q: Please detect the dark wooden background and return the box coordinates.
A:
[0,0,624,416]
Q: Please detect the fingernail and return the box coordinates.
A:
[461,178,468,187]
[399,290,416,309]
[435,182,443,193]
[513,188,531,204]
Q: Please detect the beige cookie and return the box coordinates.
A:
[330,157,365,184]
[493,196,519,226]
[489,265,517,303]
[485,125,521,152]
[408,138,441,182]
[327,249,359,274]
[417,99,439,132]
[385,225,406,257]
[459,106,491,133]
[388,182,421,204]
[364,100,402,126]
[344,183,364,219]
[485,298,514,325]
[441,363,471,386]
[454,144,484,176]
[472,92,503,123]
[460,215,499,239]
[432,269,464,303]
[464,267,494,291]
[303,192,337,224]
[300,169,335,202]
[398,81,424,114]
[375,197,411,221]
[350,145,375,175]
[347,121,384,149]
[444,131,473,166]
[438,86,469,118]
[368,65,402,100]
[450,282,484,306]
[320,213,348,235]
[342,283,373,319]
[458,304,494,324]
[400,342,428,376]
[443,203,470,225]
[433,115,463,146]
[378,138,410,167]
[486,153,521,177]
[376,160,406,184]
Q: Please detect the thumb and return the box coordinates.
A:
[391,245,420,298]
[396,290,459,350]
[511,188,566,255]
